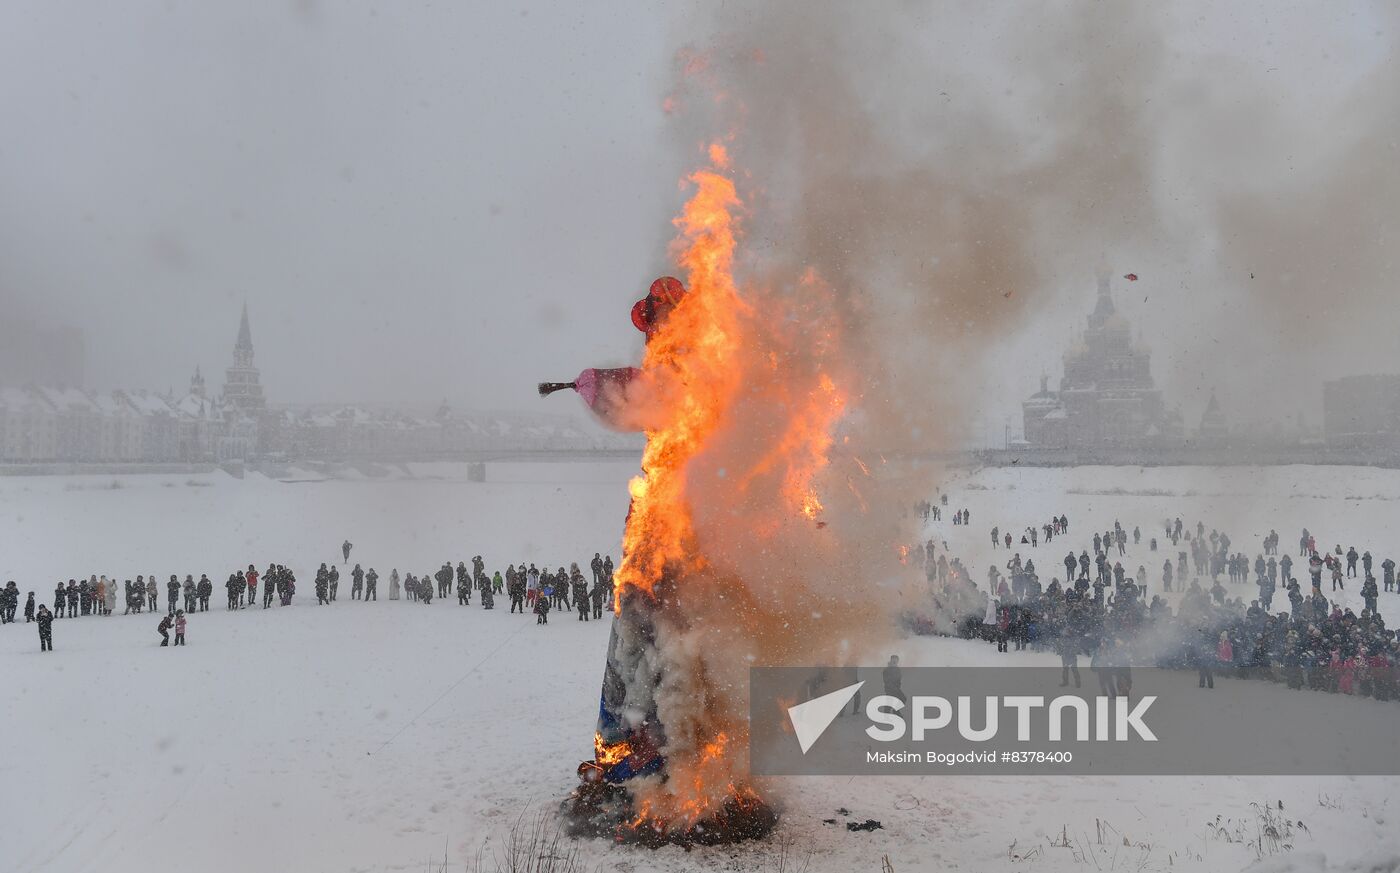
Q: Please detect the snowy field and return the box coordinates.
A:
[3,462,1398,873]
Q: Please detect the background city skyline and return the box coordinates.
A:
[2,2,1395,448]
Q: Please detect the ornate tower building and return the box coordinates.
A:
[222,304,266,413]
[1022,270,1180,448]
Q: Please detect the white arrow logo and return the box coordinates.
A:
[786,681,864,754]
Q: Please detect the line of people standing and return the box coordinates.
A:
[10,546,618,651]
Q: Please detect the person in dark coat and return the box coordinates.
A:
[573,574,590,621]
[590,576,607,620]
[1,581,17,623]
[183,575,197,613]
[560,566,578,611]
[168,575,181,615]
[479,571,494,609]
[1258,572,1276,610]
[1058,633,1081,688]
[36,604,54,651]
[328,565,340,601]
[508,571,525,614]
[590,553,604,587]
[419,572,433,604]
[1194,628,1215,689]
[197,574,213,611]
[315,572,330,605]
[364,568,378,601]
[55,581,69,618]
[882,655,905,705]
[351,564,364,600]
[342,539,353,564]
[533,590,550,624]
[1362,574,1379,613]
[157,613,173,647]
[25,591,36,622]
[457,568,471,605]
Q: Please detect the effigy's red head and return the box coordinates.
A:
[631,276,686,340]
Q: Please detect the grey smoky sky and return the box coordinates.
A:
[0,2,1395,442]
[0,1,685,409]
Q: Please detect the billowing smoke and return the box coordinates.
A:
[588,0,1397,832]
[1204,19,1400,408]
[603,2,1186,825]
[662,0,1398,432]
[662,1,1175,447]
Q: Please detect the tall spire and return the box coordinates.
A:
[236,303,253,352]
[224,303,265,412]
[1091,269,1115,321]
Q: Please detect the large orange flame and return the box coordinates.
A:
[616,162,749,600]
[609,141,862,832]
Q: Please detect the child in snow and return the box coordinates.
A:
[157,613,173,647]
[174,609,187,646]
[534,592,550,625]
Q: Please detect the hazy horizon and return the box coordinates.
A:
[2,2,1395,447]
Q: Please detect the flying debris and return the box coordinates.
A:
[1123,273,1138,281]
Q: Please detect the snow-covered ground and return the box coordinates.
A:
[2,462,1397,873]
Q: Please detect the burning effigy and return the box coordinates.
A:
[541,141,908,846]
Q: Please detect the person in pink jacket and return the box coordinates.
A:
[1216,632,1233,673]
[1337,654,1356,695]
[174,610,187,647]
